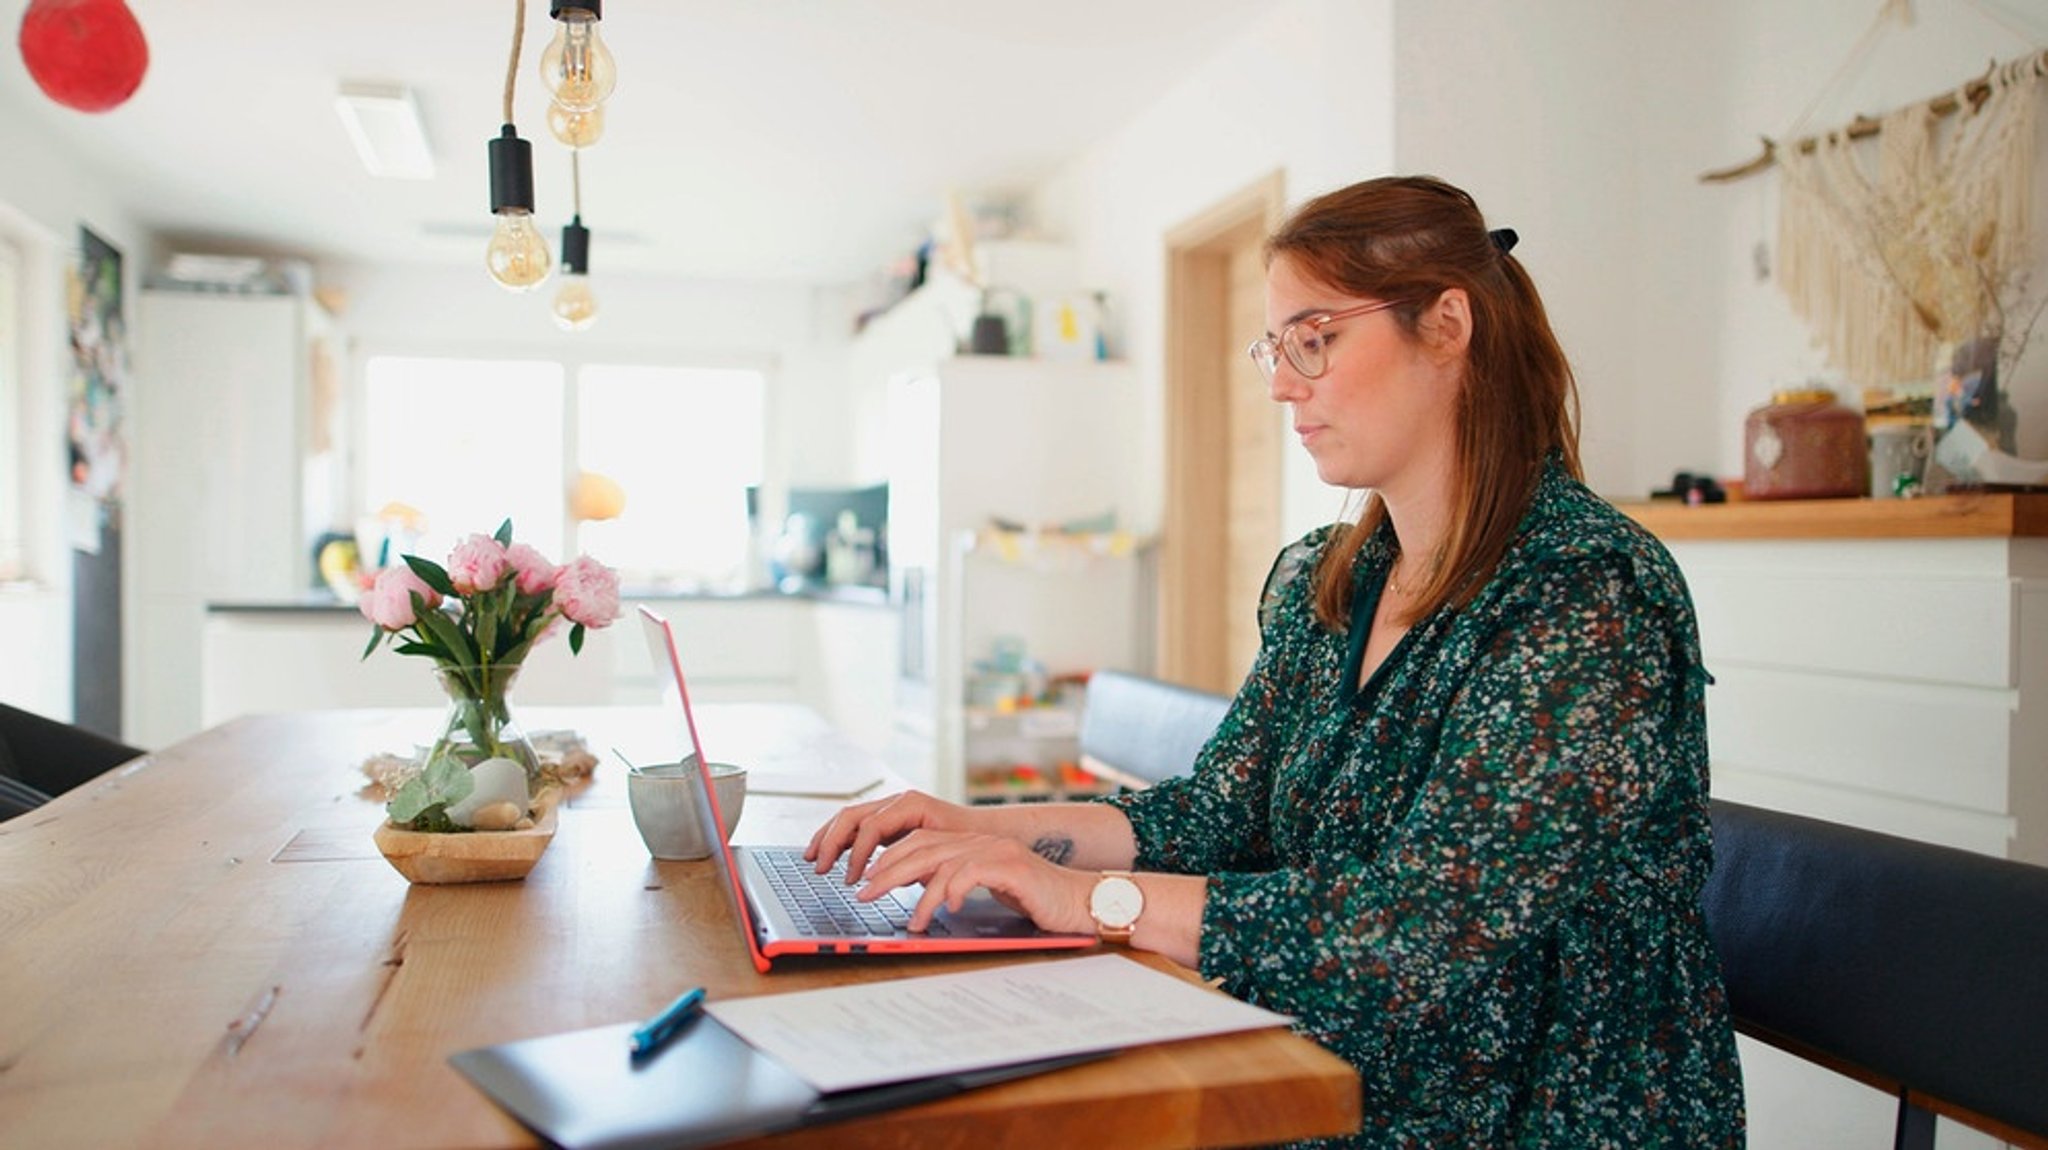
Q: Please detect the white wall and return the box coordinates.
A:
[0,89,152,722]
[1399,0,2048,494]
[1032,0,1399,544]
[1042,0,2047,521]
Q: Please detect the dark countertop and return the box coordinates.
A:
[208,582,893,614]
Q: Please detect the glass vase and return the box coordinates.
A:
[425,663,541,793]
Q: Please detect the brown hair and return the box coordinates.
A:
[1264,175,1582,631]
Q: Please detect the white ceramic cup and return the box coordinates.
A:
[627,761,747,860]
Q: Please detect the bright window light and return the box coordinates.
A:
[361,356,566,563]
[575,363,764,588]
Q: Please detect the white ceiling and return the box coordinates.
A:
[0,0,1270,285]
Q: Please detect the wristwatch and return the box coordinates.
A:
[1089,871,1144,944]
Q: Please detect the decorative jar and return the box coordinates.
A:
[1743,388,1868,500]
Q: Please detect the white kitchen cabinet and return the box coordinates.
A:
[199,596,807,728]
[129,291,331,747]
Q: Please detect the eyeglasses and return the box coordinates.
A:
[1245,299,1405,384]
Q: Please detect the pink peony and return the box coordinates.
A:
[446,534,511,595]
[553,555,621,628]
[359,565,443,631]
[505,542,557,596]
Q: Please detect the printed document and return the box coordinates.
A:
[703,953,1292,1093]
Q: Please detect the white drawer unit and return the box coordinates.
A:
[1624,499,2048,865]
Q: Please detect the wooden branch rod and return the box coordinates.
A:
[1699,49,2048,184]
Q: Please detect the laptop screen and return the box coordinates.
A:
[639,605,774,972]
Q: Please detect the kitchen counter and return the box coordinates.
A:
[1619,490,2048,541]
[208,582,893,613]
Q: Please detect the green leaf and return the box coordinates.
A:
[361,625,385,660]
[388,777,430,823]
[474,594,498,662]
[414,604,480,665]
[392,641,441,657]
[403,555,456,596]
[423,754,475,805]
[494,519,514,546]
[570,621,587,655]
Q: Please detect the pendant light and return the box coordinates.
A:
[553,151,597,331]
[538,1,616,115]
[546,100,604,148]
[485,0,551,291]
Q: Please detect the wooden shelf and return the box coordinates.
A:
[1618,492,2048,541]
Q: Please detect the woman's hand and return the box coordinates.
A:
[856,830,1098,936]
[805,790,983,883]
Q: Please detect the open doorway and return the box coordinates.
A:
[1158,172,1286,695]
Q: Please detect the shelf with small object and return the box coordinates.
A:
[960,668,1116,804]
[960,523,1153,570]
[965,760,1118,805]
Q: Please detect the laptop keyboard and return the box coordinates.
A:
[752,848,936,937]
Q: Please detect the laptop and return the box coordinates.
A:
[637,606,1096,972]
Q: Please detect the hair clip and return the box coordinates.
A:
[1489,228,1519,254]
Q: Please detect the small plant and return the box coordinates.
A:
[385,755,475,834]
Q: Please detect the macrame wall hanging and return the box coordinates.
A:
[1701,0,2047,388]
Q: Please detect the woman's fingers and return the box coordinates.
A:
[804,794,890,863]
[857,833,1093,935]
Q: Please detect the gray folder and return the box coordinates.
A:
[451,1013,1102,1150]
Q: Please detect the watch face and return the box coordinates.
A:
[1091,875,1143,929]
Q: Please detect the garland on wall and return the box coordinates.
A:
[1701,0,2048,390]
[1773,52,2043,386]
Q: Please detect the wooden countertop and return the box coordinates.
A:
[1618,491,2048,541]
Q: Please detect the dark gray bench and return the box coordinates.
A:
[1079,671,2048,1149]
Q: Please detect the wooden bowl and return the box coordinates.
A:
[373,787,561,885]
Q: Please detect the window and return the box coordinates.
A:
[362,356,566,562]
[574,364,764,588]
[358,355,766,588]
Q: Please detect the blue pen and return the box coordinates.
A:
[629,986,706,1057]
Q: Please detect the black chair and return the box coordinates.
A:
[1077,670,1230,792]
[1705,800,2048,1149]
[0,701,145,817]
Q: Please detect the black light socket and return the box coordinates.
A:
[550,0,600,18]
[561,216,591,275]
[487,124,535,215]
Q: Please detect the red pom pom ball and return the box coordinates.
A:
[17,0,150,113]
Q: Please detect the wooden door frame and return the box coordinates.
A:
[1159,171,1286,690]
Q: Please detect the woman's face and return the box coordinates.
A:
[1261,254,1464,494]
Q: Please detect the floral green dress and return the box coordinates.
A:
[1105,461,1745,1147]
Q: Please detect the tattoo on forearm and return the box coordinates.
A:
[1031,834,1075,865]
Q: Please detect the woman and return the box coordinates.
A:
[808,175,1744,1146]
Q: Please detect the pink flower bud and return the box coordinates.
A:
[446,534,511,595]
[359,565,443,631]
[553,555,621,628]
[506,542,558,596]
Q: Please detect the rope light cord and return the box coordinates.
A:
[572,147,582,216]
[503,0,526,124]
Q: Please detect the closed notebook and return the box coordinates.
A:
[449,1014,1099,1150]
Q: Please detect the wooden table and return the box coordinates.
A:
[0,705,1359,1149]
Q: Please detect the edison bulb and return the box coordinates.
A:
[552,274,598,331]
[547,101,604,148]
[538,12,617,114]
[486,212,552,291]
